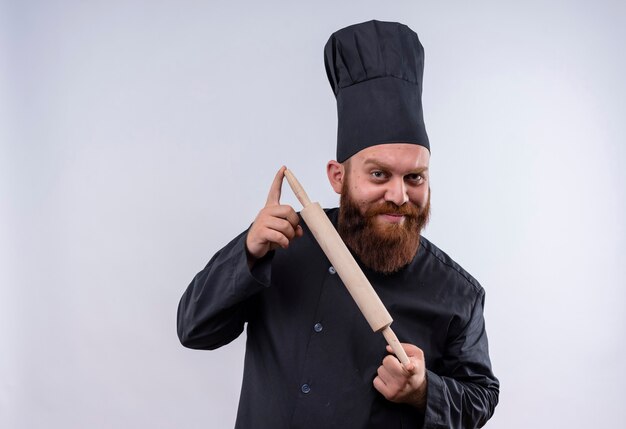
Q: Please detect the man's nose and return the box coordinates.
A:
[384,178,409,206]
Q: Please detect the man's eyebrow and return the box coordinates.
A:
[362,158,429,173]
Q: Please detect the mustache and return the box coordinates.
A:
[363,201,421,218]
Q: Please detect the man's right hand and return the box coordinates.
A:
[245,166,303,266]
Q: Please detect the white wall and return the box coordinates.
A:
[2,1,625,427]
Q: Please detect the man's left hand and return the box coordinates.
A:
[373,343,428,411]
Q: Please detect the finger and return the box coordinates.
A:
[385,345,416,373]
[259,205,300,231]
[382,355,405,377]
[251,228,289,249]
[403,361,416,373]
[261,217,299,241]
[400,343,423,358]
[386,343,424,360]
[259,228,291,250]
[266,166,286,206]
[376,365,405,401]
[376,365,393,386]
[268,205,300,229]
[373,376,390,397]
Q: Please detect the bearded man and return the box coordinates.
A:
[177,20,499,429]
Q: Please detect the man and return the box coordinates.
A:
[178,20,499,428]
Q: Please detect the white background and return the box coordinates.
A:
[2,1,625,428]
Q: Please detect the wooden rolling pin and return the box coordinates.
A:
[284,168,410,365]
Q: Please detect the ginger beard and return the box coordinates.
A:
[338,178,431,274]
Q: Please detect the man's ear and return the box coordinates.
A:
[326,160,344,194]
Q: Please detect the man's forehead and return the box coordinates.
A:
[351,143,430,170]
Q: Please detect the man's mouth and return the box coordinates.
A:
[377,213,405,224]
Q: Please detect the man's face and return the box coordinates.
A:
[328,143,431,273]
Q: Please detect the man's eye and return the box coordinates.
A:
[407,174,423,182]
[371,171,385,179]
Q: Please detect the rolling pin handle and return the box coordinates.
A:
[284,169,312,207]
[382,326,410,365]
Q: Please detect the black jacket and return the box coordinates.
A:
[178,208,499,428]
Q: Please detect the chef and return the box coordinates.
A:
[178,19,499,429]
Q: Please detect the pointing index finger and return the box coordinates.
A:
[266,166,286,206]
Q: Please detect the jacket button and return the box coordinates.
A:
[301,384,311,394]
[314,323,323,333]
[328,266,336,275]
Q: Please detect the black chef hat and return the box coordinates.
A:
[324,20,430,162]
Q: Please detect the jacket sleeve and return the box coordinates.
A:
[176,230,272,350]
[422,290,499,429]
